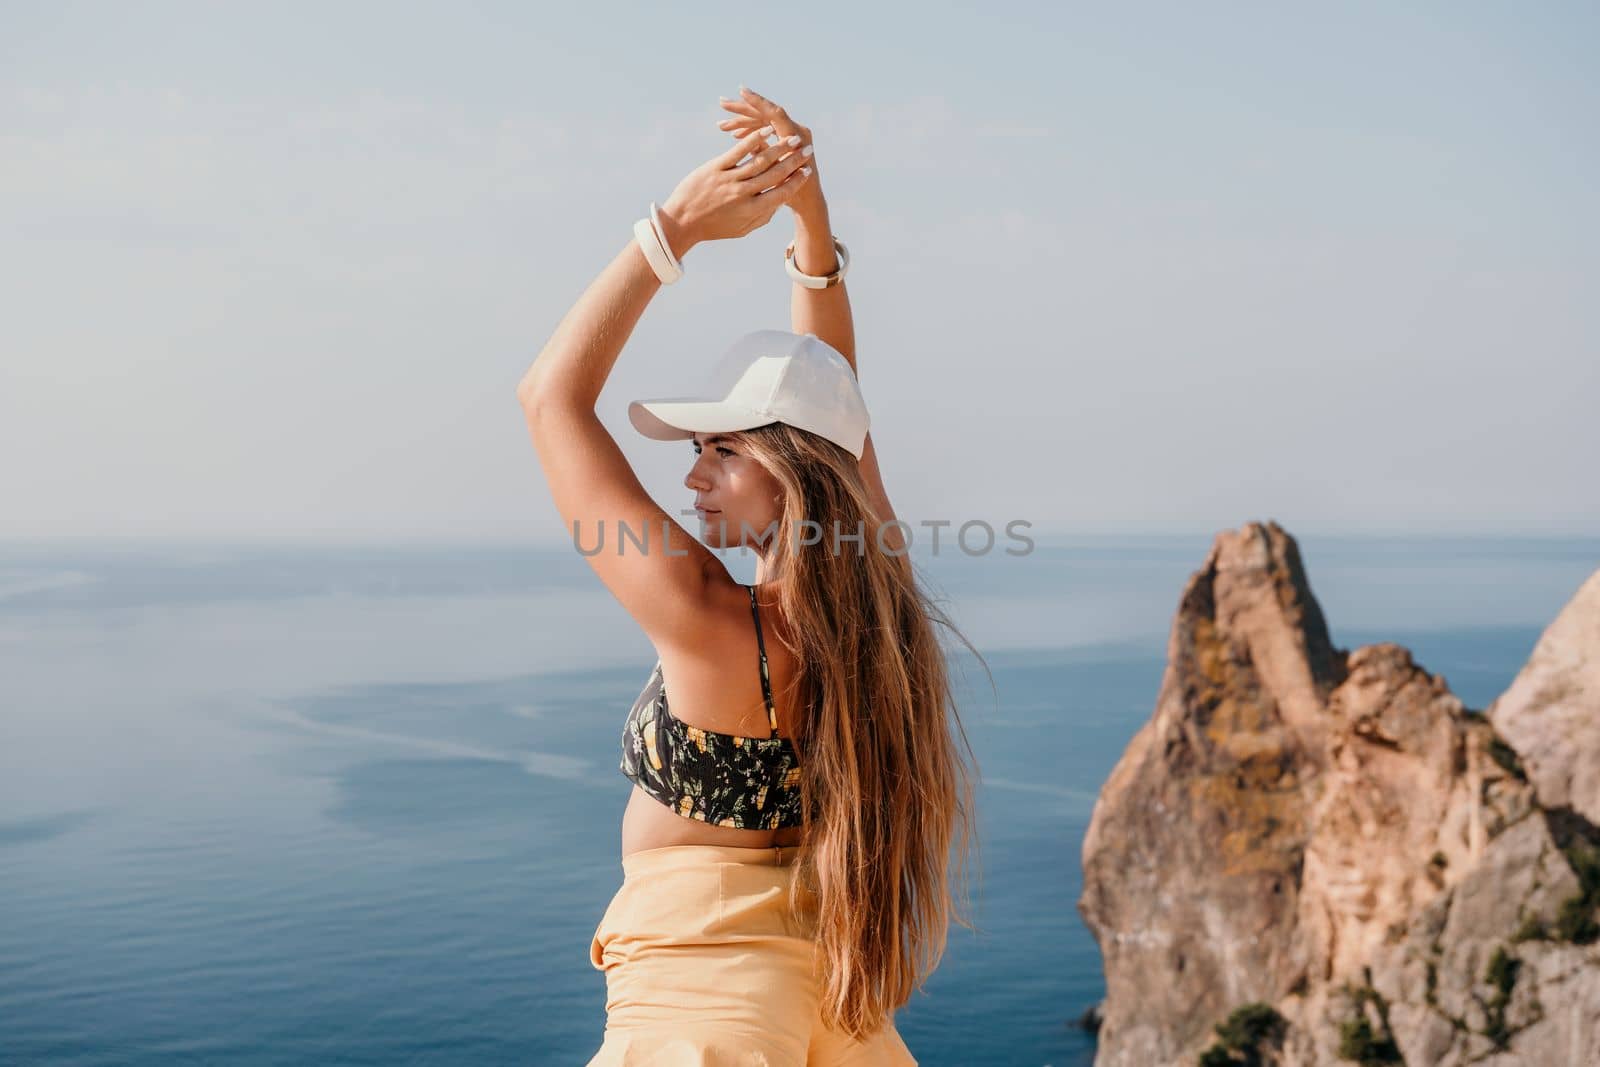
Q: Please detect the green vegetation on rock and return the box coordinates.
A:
[1196,1002,1288,1066]
[1336,979,1402,1065]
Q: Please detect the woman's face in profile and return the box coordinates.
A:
[684,432,781,550]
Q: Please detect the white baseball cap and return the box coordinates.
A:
[627,329,870,460]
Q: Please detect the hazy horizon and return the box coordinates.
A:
[5,3,1596,543]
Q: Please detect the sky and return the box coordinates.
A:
[3,1,1597,546]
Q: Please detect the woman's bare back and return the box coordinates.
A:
[620,576,809,860]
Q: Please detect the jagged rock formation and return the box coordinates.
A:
[1078,520,1600,1066]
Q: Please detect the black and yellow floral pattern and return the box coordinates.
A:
[619,659,809,829]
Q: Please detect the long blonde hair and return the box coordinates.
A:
[730,422,986,1040]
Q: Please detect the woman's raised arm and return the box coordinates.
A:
[792,201,901,554]
[516,126,816,647]
[720,87,901,553]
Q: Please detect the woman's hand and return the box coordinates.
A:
[659,123,814,249]
[716,86,826,223]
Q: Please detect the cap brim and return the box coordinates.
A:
[627,398,772,442]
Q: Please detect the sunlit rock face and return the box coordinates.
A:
[1078,520,1600,1067]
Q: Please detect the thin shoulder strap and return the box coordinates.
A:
[747,584,779,736]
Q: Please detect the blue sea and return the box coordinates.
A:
[2,532,1596,1066]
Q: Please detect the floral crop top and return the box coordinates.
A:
[619,584,810,829]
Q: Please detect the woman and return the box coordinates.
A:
[517,86,983,1065]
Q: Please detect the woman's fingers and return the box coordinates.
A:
[754,153,814,210]
[718,125,775,168]
[740,85,785,118]
[718,103,768,139]
[733,133,801,182]
[719,88,810,162]
[722,124,770,142]
[744,134,813,193]
[722,88,796,132]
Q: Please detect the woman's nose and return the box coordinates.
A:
[684,465,710,492]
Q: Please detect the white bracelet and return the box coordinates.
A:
[633,217,680,284]
[649,201,684,276]
[634,203,683,285]
[785,237,850,289]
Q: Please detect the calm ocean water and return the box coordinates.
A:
[2,533,1596,1065]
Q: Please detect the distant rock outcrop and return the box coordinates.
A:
[1078,520,1600,1066]
[1488,569,1600,827]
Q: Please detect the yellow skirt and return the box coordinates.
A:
[587,843,917,1066]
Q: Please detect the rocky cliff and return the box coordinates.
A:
[1078,520,1600,1066]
